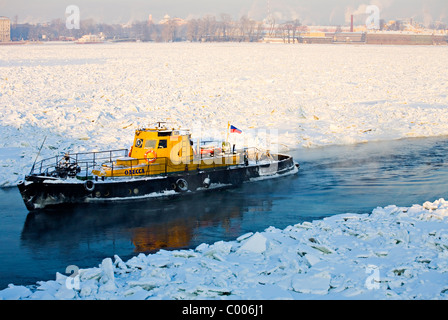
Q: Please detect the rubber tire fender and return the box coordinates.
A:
[84,180,95,192]
[203,177,211,188]
[176,178,188,192]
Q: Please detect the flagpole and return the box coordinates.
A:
[226,121,230,144]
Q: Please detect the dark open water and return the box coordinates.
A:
[1,136,448,289]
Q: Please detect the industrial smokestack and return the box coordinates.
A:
[351,14,354,32]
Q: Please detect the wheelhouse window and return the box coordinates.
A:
[158,140,167,149]
[144,140,157,149]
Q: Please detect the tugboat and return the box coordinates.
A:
[17,123,299,210]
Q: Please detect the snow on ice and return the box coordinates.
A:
[1,198,448,300]
[1,43,448,299]
[1,43,448,186]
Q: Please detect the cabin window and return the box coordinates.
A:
[144,140,157,149]
[158,140,167,149]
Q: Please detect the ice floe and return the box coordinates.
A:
[1,198,448,300]
[1,43,448,186]
[2,42,448,300]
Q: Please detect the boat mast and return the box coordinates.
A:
[31,136,47,173]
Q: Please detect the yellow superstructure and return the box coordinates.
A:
[92,124,242,178]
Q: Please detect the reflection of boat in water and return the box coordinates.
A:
[20,187,277,254]
[18,122,299,210]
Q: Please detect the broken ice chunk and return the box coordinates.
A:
[291,271,331,295]
[237,232,267,254]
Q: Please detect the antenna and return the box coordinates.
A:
[31,136,47,173]
[156,121,166,128]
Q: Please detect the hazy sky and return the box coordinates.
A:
[0,0,447,25]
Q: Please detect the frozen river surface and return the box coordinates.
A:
[1,136,448,290]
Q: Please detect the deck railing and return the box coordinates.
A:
[29,147,276,179]
[30,149,129,178]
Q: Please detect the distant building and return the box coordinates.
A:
[0,16,11,42]
[159,14,186,26]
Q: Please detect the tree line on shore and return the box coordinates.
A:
[10,14,303,42]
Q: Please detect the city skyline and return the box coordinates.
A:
[0,0,447,26]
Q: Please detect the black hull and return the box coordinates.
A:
[18,154,298,211]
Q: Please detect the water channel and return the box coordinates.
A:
[1,136,448,289]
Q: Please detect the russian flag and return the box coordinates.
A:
[230,125,242,134]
